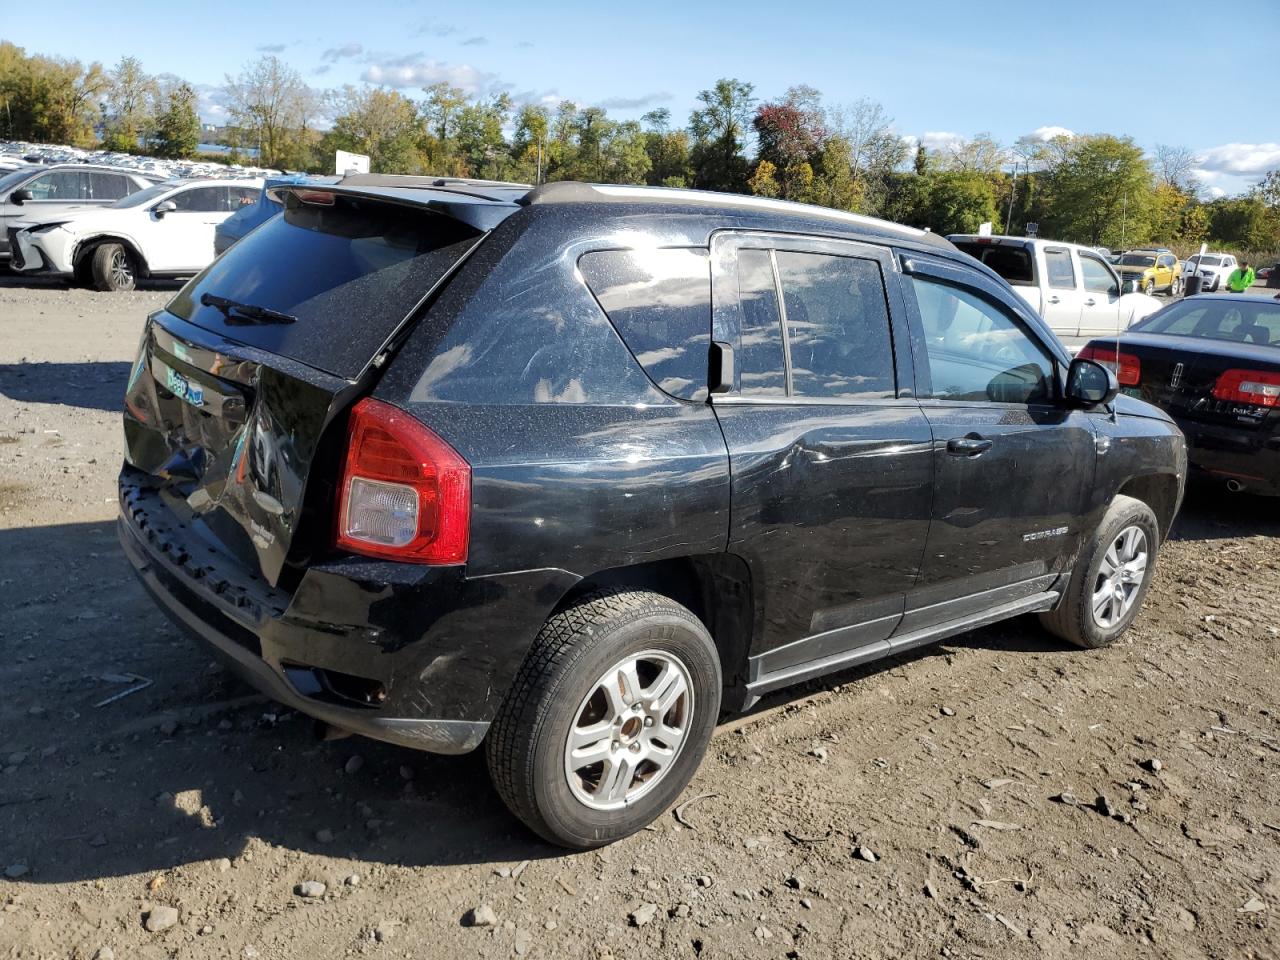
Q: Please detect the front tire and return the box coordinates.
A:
[91,243,136,292]
[1142,278,1155,296]
[1039,495,1159,649]
[1170,276,1182,297]
[486,588,721,849]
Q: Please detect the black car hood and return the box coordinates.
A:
[1112,392,1175,422]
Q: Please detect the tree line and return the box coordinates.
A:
[2,42,1277,259]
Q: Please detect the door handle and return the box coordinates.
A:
[1084,298,1096,306]
[946,434,993,457]
[1047,296,1060,304]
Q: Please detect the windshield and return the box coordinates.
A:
[1190,256,1223,267]
[0,167,37,194]
[166,194,484,378]
[1119,254,1156,267]
[1132,299,1280,346]
[111,183,176,208]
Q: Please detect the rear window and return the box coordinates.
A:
[954,242,1034,286]
[579,248,711,401]
[1132,299,1280,346]
[167,194,482,378]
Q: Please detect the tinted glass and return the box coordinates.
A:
[1119,254,1156,267]
[24,170,88,200]
[775,251,895,399]
[1079,255,1115,293]
[90,172,130,200]
[171,186,224,212]
[1044,248,1075,289]
[735,249,786,396]
[167,195,482,378]
[910,276,1054,403]
[1132,299,1280,346]
[953,242,1034,285]
[579,248,711,401]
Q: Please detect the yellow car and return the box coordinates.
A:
[1114,249,1182,296]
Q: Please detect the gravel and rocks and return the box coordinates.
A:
[1,278,1278,959]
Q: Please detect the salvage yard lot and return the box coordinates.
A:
[1,276,1277,960]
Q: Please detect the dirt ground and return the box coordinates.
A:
[1,275,1278,960]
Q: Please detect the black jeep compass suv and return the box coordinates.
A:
[119,177,1186,848]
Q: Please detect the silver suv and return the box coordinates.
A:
[0,164,159,261]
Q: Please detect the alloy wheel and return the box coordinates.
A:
[563,650,694,811]
[1092,525,1148,629]
[111,249,134,288]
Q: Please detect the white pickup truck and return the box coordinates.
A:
[949,234,1163,348]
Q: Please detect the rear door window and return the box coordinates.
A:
[171,187,224,212]
[579,248,711,401]
[166,194,483,378]
[90,172,130,200]
[1044,248,1076,289]
[774,250,895,399]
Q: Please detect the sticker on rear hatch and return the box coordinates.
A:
[165,366,204,408]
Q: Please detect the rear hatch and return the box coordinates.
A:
[122,188,501,587]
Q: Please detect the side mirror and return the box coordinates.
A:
[10,188,33,204]
[1066,357,1119,407]
[153,200,178,218]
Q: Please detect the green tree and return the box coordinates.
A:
[224,55,310,168]
[1043,134,1154,247]
[101,56,157,152]
[689,78,755,192]
[916,171,997,234]
[324,86,423,173]
[641,108,691,187]
[151,82,200,159]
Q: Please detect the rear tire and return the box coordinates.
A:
[486,588,721,849]
[91,243,136,292]
[1040,495,1159,649]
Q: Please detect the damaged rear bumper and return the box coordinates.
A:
[118,470,576,754]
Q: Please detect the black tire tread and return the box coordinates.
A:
[485,587,708,846]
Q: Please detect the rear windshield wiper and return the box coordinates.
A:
[200,292,296,325]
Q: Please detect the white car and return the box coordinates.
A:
[1180,252,1238,292]
[948,234,1163,349]
[9,178,261,291]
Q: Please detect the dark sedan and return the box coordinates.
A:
[1080,293,1280,495]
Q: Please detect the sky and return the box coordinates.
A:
[6,0,1278,195]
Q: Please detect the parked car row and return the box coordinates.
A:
[7,177,262,290]
[115,177,1188,848]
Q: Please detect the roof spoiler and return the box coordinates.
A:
[267,182,525,232]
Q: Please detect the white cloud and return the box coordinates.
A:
[195,84,232,125]
[596,92,673,111]
[322,42,364,62]
[1206,185,1227,199]
[919,131,965,152]
[1194,142,1280,177]
[362,58,499,95]
[1025,125,1074,142]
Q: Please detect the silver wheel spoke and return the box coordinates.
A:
[599,755,635,803]
[1091,524,1149,629]
[647,663,687,717]
[563,649,696,811]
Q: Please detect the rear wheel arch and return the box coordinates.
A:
[552,554,755,709]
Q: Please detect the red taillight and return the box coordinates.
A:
[1078,343,1141,387]
[1212,369,1280,408]
[336,398,470,564]
[294,189,336,205]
